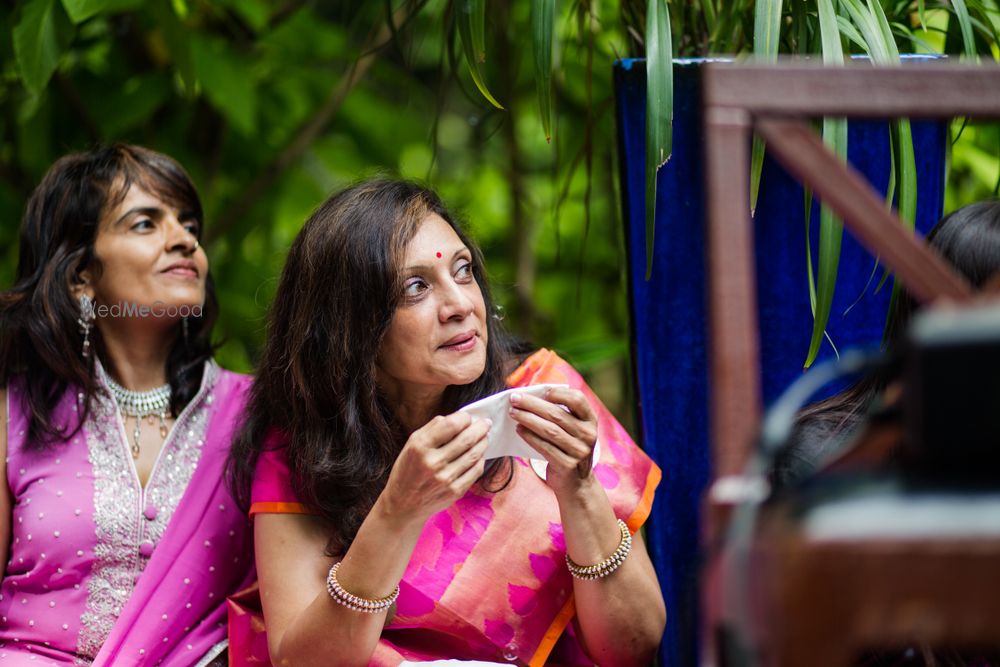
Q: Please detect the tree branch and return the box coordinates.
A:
[206,4,415,243]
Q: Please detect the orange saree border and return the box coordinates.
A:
[248,501,310,517]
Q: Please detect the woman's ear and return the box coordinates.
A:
[69,262,94,301]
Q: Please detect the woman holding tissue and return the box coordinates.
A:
[228,178,664,666]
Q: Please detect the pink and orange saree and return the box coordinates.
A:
[231,349,660,666]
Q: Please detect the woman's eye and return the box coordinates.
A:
[183,221,201,236]
[456,262,474,281]
[404,279,428,298]
[131,218,154,231]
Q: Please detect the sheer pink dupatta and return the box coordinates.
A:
[92,370,256,667]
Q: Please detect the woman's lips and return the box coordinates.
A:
[440,334,477,352]
[162,267,198,279]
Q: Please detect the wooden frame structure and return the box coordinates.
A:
[701,60,1000,485]
[701,60,1000,666]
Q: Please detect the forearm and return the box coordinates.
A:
[273,495,426,667]
[557,478,666,666]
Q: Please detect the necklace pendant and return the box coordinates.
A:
[147,414,156,425]
[131,437,140,459]
[159,424,168,438]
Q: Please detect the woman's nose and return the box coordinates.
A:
[165,218,198,254]
[439,282,474,321]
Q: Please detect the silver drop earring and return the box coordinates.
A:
[492,304,506,321]
[78,294,95,358]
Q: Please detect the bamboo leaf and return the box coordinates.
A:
[532,0,555,143]
[805,0,848,368]
[644,0,672,279]
[804,186,817,314]
[13,0,60,95]
[703,0,718,34]
[890,21,940,54]
[750,0,783,215]
[470,0,486,62]
[950,0,978,59]
[965,0,1000,56]
[836,15,870,53]
[753,0,783,58]
[61,0,140,23]
[894,119,917,228]
[457,0,504,109]
[750,141,766,217]
[917,0,928,31]
[841,0,890,62]
[868,0,916,228]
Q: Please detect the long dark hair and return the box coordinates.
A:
[775,200,1000,486]
[0,144,218,449]
[229,178,521,554]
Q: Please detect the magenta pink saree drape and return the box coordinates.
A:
[90,368,256,666]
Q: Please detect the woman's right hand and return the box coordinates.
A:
[380,412,492,522]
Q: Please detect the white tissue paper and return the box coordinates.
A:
[458,384,567,461]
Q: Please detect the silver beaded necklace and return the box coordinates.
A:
[105,376,172,459]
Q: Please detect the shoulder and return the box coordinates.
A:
[0,386,6,455]
[507,348,586,389]
[210,363,254,397]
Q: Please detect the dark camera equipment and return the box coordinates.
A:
[901,303,1000,484]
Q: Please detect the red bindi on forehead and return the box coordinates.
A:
[435,252,442,258]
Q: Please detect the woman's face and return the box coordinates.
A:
[377,213,489,394]
[83,182,207,324]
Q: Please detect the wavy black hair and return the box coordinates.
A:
[775,199,1000,487]
[0,144,217,449]
[228,178,525,554]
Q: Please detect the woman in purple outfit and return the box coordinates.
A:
[0,145,254,666]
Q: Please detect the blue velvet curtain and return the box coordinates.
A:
[614,58,946,666]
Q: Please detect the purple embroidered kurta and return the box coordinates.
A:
[0,360,255,666]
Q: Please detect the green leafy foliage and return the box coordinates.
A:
[1,0,998,422]
[61,0,141,24]
[13,0,61,95]
[749,0,782,215]
[803,0,849,369]
[644,0,672,279]
[0,0,639,425]
[457,0,504,109]
[532,0,555,142]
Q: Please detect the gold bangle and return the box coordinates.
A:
[325,561,400,613]
[565,519,633,580]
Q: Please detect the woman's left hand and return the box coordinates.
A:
[509,387,598,494]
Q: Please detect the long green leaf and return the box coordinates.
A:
[894,119,917,229]
[840,0,890,61]
[457,0,503,109]
[13,0,60,95]
[836,15,870,52]
[703,0,718,34]
[868,0,917,231]
[644,0,672,279]
[891,21,941,54]
[950,0,978,59]
[749,0,783,215]
[804,0,848,368]
[470,0,486,62]
[804,185,817,314]
[917,0,928,31]
[532,0,555,143]
[61,0,140,23]
[843,1,919,345]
